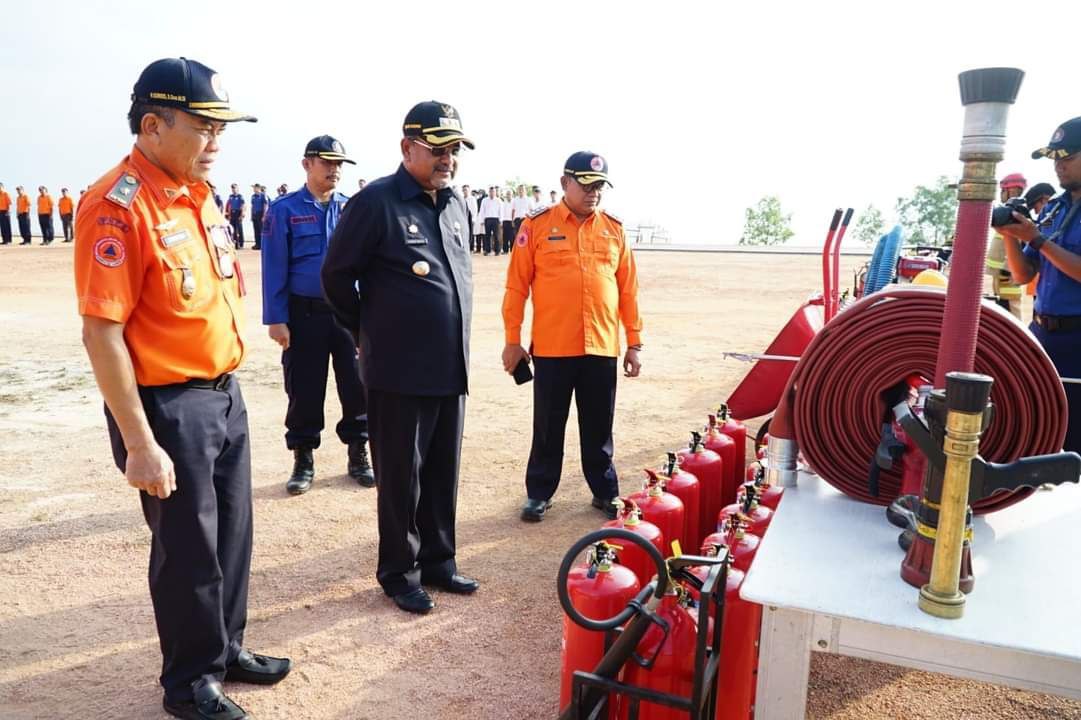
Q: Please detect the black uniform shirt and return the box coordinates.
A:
[322,164,473,396]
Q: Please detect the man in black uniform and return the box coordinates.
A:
[322,100,478,615]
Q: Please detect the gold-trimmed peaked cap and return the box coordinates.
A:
[564,151,612,187]
[1031,117,1081,160]
[304,135,356,165]
[402,101,474,149]
[131,57,257,123]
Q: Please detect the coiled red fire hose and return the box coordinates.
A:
[772,286,1067,513]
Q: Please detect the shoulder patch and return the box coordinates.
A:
[528,205,549,219]
[602,209,622,225]
[105,174,141,209]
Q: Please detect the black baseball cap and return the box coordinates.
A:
[304,135,355,164]
[564,151,612,187]
[131,57,256,123]
[1031,117,1081,160]
[402,101,475,149]
[1024,182,1056,205]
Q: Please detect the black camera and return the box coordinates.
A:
[990,197,1031,228]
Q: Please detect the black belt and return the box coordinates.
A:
[175,373,232,391]
[1033,313,1081,332]
[289,294,333,314]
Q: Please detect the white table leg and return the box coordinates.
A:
[755,605,813,720]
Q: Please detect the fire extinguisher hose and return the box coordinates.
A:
[781,286,1067,513]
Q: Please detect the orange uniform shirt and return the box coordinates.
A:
[503,202,642,357]
[37,194,53,215]
[59,196,74,215]
[0,191,10,212]
[16,195,30,214]
[74,146,246,386]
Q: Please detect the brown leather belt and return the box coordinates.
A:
[1033,313,1081,332]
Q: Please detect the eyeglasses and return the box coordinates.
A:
[576,180,607,194]
[412,139,462,157]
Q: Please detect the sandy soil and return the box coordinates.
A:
[1,245,1077,720]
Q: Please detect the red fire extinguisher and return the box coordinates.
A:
[628,470,685,557]
[658,452,700,552]
[677,431,724,548]
[713,405,749,503]
[737,465,783,511]
[602,499,665,587]
[701,515,760,572]
[560,541,642,717]
[718,485,773,537]
[703,415,738,508]
[619,586,699,720]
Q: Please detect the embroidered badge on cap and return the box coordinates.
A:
[1053,127,1065,142]
[93,237,126,267]
[590,155,605,171]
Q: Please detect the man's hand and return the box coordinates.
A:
[502,343,530,373]
[126,442,176,499]
[623,348,642,378]
[268,323,290,350]
[997,213,1041,243]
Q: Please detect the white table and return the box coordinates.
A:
[740,472,1081,719]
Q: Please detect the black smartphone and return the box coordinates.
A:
[512,358,533,385]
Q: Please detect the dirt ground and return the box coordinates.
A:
[1,245,1078,720]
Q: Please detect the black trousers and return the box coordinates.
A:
[229,212,244,247]
[283,294,368,450]
[502,220,514,254]
[483,218,499,254]
[104,375,252,703]
[0,212,10,243]
[251,212,264,249]
[38,213,53,243]
[1032,323,1081,453]
[367,388,463,596]
[17,213,31,243]
[525,355,619,502]
[60,213,73,242]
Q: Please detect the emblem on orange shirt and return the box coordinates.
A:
[93,237,126,268]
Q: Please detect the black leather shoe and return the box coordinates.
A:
[286,448,315,495]
[591,496,619,520]
[424,573,479,594]
[225,649,292,685]
[520,498,552,522]
[392,587,434,614]
[163,678,248,720]
[347,441,375,487]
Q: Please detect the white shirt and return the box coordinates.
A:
[479,196,502,220]
[500,200,514,222]
[511,195,533,220]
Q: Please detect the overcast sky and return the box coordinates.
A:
[3,0,1079,246]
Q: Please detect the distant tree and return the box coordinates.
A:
[895,176,957,245]
[739,195,794,246]
[853,204,886,246]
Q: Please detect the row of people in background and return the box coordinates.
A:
[0,184,78,245]
[465,184,558,255]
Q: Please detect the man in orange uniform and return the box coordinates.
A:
[15,186,31,244]
[0,182,11,244]
[58,187,75,242]
[36,186,54,245]
[75,57,290,720]
[502,152,643,522]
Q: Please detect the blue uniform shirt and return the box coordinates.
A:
[1024,192,1081,315]
[251,191,268,217]
[261,185,349,324]
[227,193,245,215]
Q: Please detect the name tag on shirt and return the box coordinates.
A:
[547,235,566,242]
[160,229,191,248]
[405,237,428,246]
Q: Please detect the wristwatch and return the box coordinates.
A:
[628,344,643,351]
[1029,233,1048,252]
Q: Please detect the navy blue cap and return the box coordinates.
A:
[131,57,256,123]
[402,101,474,149]
[564,151,612,187]
[1032,117,1081,160]
[304,135,355,165]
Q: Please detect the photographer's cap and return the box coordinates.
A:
[304,135,355,164]
[564,151,612,187]
[403,101,475,149]
[1031,117,1081,159]
[132,57,256,123]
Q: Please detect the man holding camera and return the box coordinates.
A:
[1001,117,1081,453]
[987,173,1027,317]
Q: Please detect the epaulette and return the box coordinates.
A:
[602,209,622,225]
[528,205,549,219]
[105,173,141,209]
